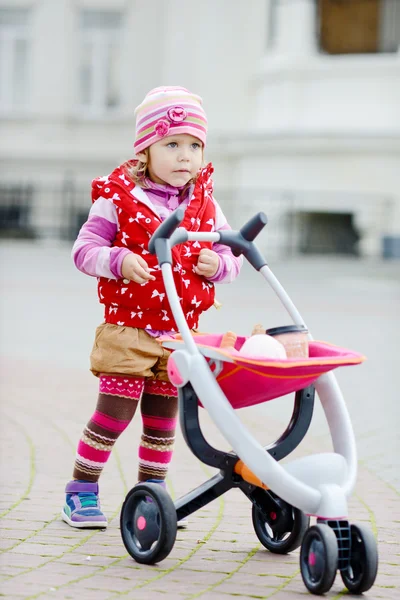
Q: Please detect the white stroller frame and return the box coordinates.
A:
[155,210,356,521]
[120,209,378,595]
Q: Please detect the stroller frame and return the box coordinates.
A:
[120,210,378,595]
[174,382,315,523]
[157,211,356,522]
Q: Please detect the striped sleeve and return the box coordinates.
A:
[71,197,131,279]
[208,198,243,284]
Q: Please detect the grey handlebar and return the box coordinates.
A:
[148,209,268,270]
[148,207,185,255]
[240,212,268,242]
[219,212,268,270]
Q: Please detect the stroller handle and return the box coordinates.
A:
[239,212,268,242]
[148,207,185,258]
[219,212,268,269]
[149,209,269,271]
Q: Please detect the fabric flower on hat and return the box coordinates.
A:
[167,107,187,123]
[154,118,170,137]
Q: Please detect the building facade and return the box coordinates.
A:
[1,0,399,256]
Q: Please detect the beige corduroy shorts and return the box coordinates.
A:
[90,323,171,381]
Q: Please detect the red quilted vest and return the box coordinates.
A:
[92,162,216,331]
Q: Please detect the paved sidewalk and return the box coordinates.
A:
[0,358,399,599]
[1,245,399,599]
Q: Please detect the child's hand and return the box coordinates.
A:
[194,248,219,278]
[121,253,156,284]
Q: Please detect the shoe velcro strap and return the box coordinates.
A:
[65,480,99,494]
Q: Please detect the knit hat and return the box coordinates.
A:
[134,86,208,154]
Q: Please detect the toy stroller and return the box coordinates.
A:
[120,210,378,595]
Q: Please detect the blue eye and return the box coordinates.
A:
[191,143,201,150]
[167,142,177,148]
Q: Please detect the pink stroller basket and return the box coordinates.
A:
[160,333,365,409]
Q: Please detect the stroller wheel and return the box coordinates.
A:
[252,496,309,554]
[300,524,338,595]
[340,523,378,594]
[120,483,177,564]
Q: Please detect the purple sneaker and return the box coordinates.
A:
[61,480,108,529]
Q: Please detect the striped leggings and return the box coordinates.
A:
[73,375,178,483]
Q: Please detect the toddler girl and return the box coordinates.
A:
[62,86,242,528]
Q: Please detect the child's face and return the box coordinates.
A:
[139,134,203,187]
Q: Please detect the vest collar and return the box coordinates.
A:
[129,184,159,217]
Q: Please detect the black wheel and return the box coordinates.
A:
[340,523,378,594]
[252,495,310,554]
[120,483,177,564]
[300,524,338,595]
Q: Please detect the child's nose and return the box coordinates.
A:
[178,147,190,161]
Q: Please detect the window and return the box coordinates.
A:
[318,0,400,55]
[266,0,277,49]
[79,10,122,115]
[0,8,30,111]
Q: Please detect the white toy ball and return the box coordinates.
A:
[239,334,287,359]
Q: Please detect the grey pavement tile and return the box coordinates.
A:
[68,544,127,558]
[0,579,54,596]
[0,529,31,542]
[27,562,99,578]
[38,585,114,600]
[0,539,23,552]
[195,540,257,553]
[371,588,400,600]
[9,543,67,557]
[61,573,135,594]
[175,571,235,585]
[113,592,187,600]
[375,571,400,587]
[178,558,248,574]
[144,580,232,597]
[23,536,80,547]
[0,565,26,577]
[54,554,122,568]
[0,519,49,531]
[0,552,49,569]
[4,570,77,588]
[251,552,299,565]
[29,596,73,600]
[206,580,279,596]
[181,593,266,600]
[379,563,400,576]
[244,561,299,577]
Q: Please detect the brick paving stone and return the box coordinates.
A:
[9,542,68,557]
[0,519,49,531]
[0,579,53,596]
[0,565,26,577]
[39,585,114,600]
[54,554,120,568]
[183,593,266,600]
[371,588,400,600]
[66,574,135,593]
[0,553,50,569]
[209,580,279,596]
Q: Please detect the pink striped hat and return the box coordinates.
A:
[134,86,208,154]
